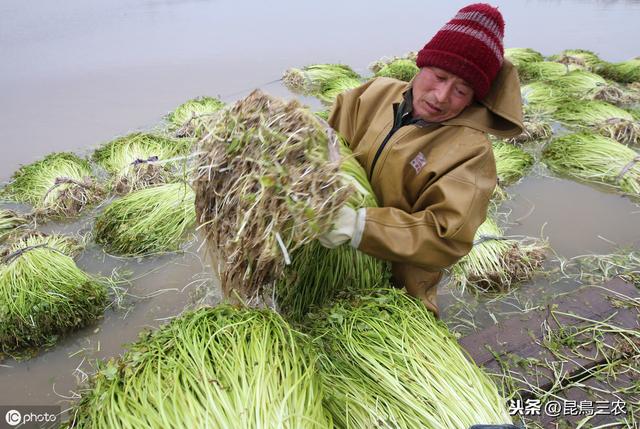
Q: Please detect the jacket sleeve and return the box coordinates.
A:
[357,139,496,271]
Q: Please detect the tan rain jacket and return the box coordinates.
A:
[328,60,523,314]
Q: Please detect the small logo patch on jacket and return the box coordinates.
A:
[410,152,426,174]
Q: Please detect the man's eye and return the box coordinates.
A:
[435,75,446,81]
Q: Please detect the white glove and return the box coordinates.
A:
[318,207,366,249]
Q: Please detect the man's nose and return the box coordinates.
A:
[434,82,453,103]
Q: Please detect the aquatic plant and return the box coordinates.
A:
[167,96,225,136]
[1,153,104,218]
[0,210,28,243]
[492,140,535,185]
[449,217,546,292]
[0,233,107,357]
[599,58,640,83]
[307,288,514,428]
[368,51,418,74]
[275,143,388,321]
[93,132,193,194]
[94,182,196,256]
[548,49,604,71]
[194,90,379,302]
[504,47,544,67]
[66,306,331,428]
[374,58,419,82]
[542,133,640,197]
[551,99,640,146]
[515,61,571,83]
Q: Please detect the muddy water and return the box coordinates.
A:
[1,0,639,413]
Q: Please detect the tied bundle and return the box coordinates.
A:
[1,153,104,219]
[66,306,331,428]
[0,233,107,358]
[92,132,193,194]
[94,182,196,257]
[0,209,28,243]
[282,64,362,105]
[167,96,226,137]
[307,288,514,428]
[194,90,363,301]
[542,132,640,198]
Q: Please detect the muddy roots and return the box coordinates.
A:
[193,89,354,301]
[39,177,105,218]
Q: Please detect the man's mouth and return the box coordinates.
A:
[423,100,443,114]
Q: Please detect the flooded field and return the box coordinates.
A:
[1,0,639,423]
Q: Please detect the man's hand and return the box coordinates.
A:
[318,206,365,249]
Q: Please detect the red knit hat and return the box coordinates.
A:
[416,3,504,100]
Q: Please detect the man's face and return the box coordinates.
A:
[411,66,474,122]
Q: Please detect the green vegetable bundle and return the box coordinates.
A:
[0,209,28,243]
[1,153,104,218]
[66,306,331,428]
[520,82,565,115]
[551,99,640,146]
[307,288,513,428]
[542,133,640,197]
[599,58,640,83]
[548,49,604,71]
[504,47,544,67]
[95,182,196,256]
[0,233,107,358]
[492,140,534,185]
[282,64,362,105]
[373,58,419,82]
[550,70,628,104]
[515,61,571,83]
[93,133,193,194]
[167,96,225,136]
[276,143,389,321]
[450,217,546,292]
[368,51,418,74]
[194,90,379,301]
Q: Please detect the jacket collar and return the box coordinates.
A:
[405,59,524,138]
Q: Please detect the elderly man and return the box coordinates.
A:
[319,3,524,316]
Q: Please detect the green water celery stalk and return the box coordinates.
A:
[551,99,640,146]
[194,90,375,301]
[276,141,389,321]
[94,182,196,256]
[504,47,544,67]
[166,96,225,136]
[317,76,363,105]
[306,288,513,428]
[0,153,104,219]
[373,59,419,82]
[547,49,605,71]
[368,51,418,74]
[515,61,572,83]
[93,132,193,194]
[492,140,535,185]
[550,70,629,104]
[0,210,28,243]
[0,233,107,358]
[282,64,361,96]
[449,216,546,292]
[542,132,640,197]
[598,58,640,83]
[65,306,332,429]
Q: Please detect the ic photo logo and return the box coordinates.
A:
[5,410,20,426]
[1,406,60,428]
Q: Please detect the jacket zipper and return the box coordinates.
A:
[368,102,407,181]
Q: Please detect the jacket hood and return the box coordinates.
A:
[443,59,524,138]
